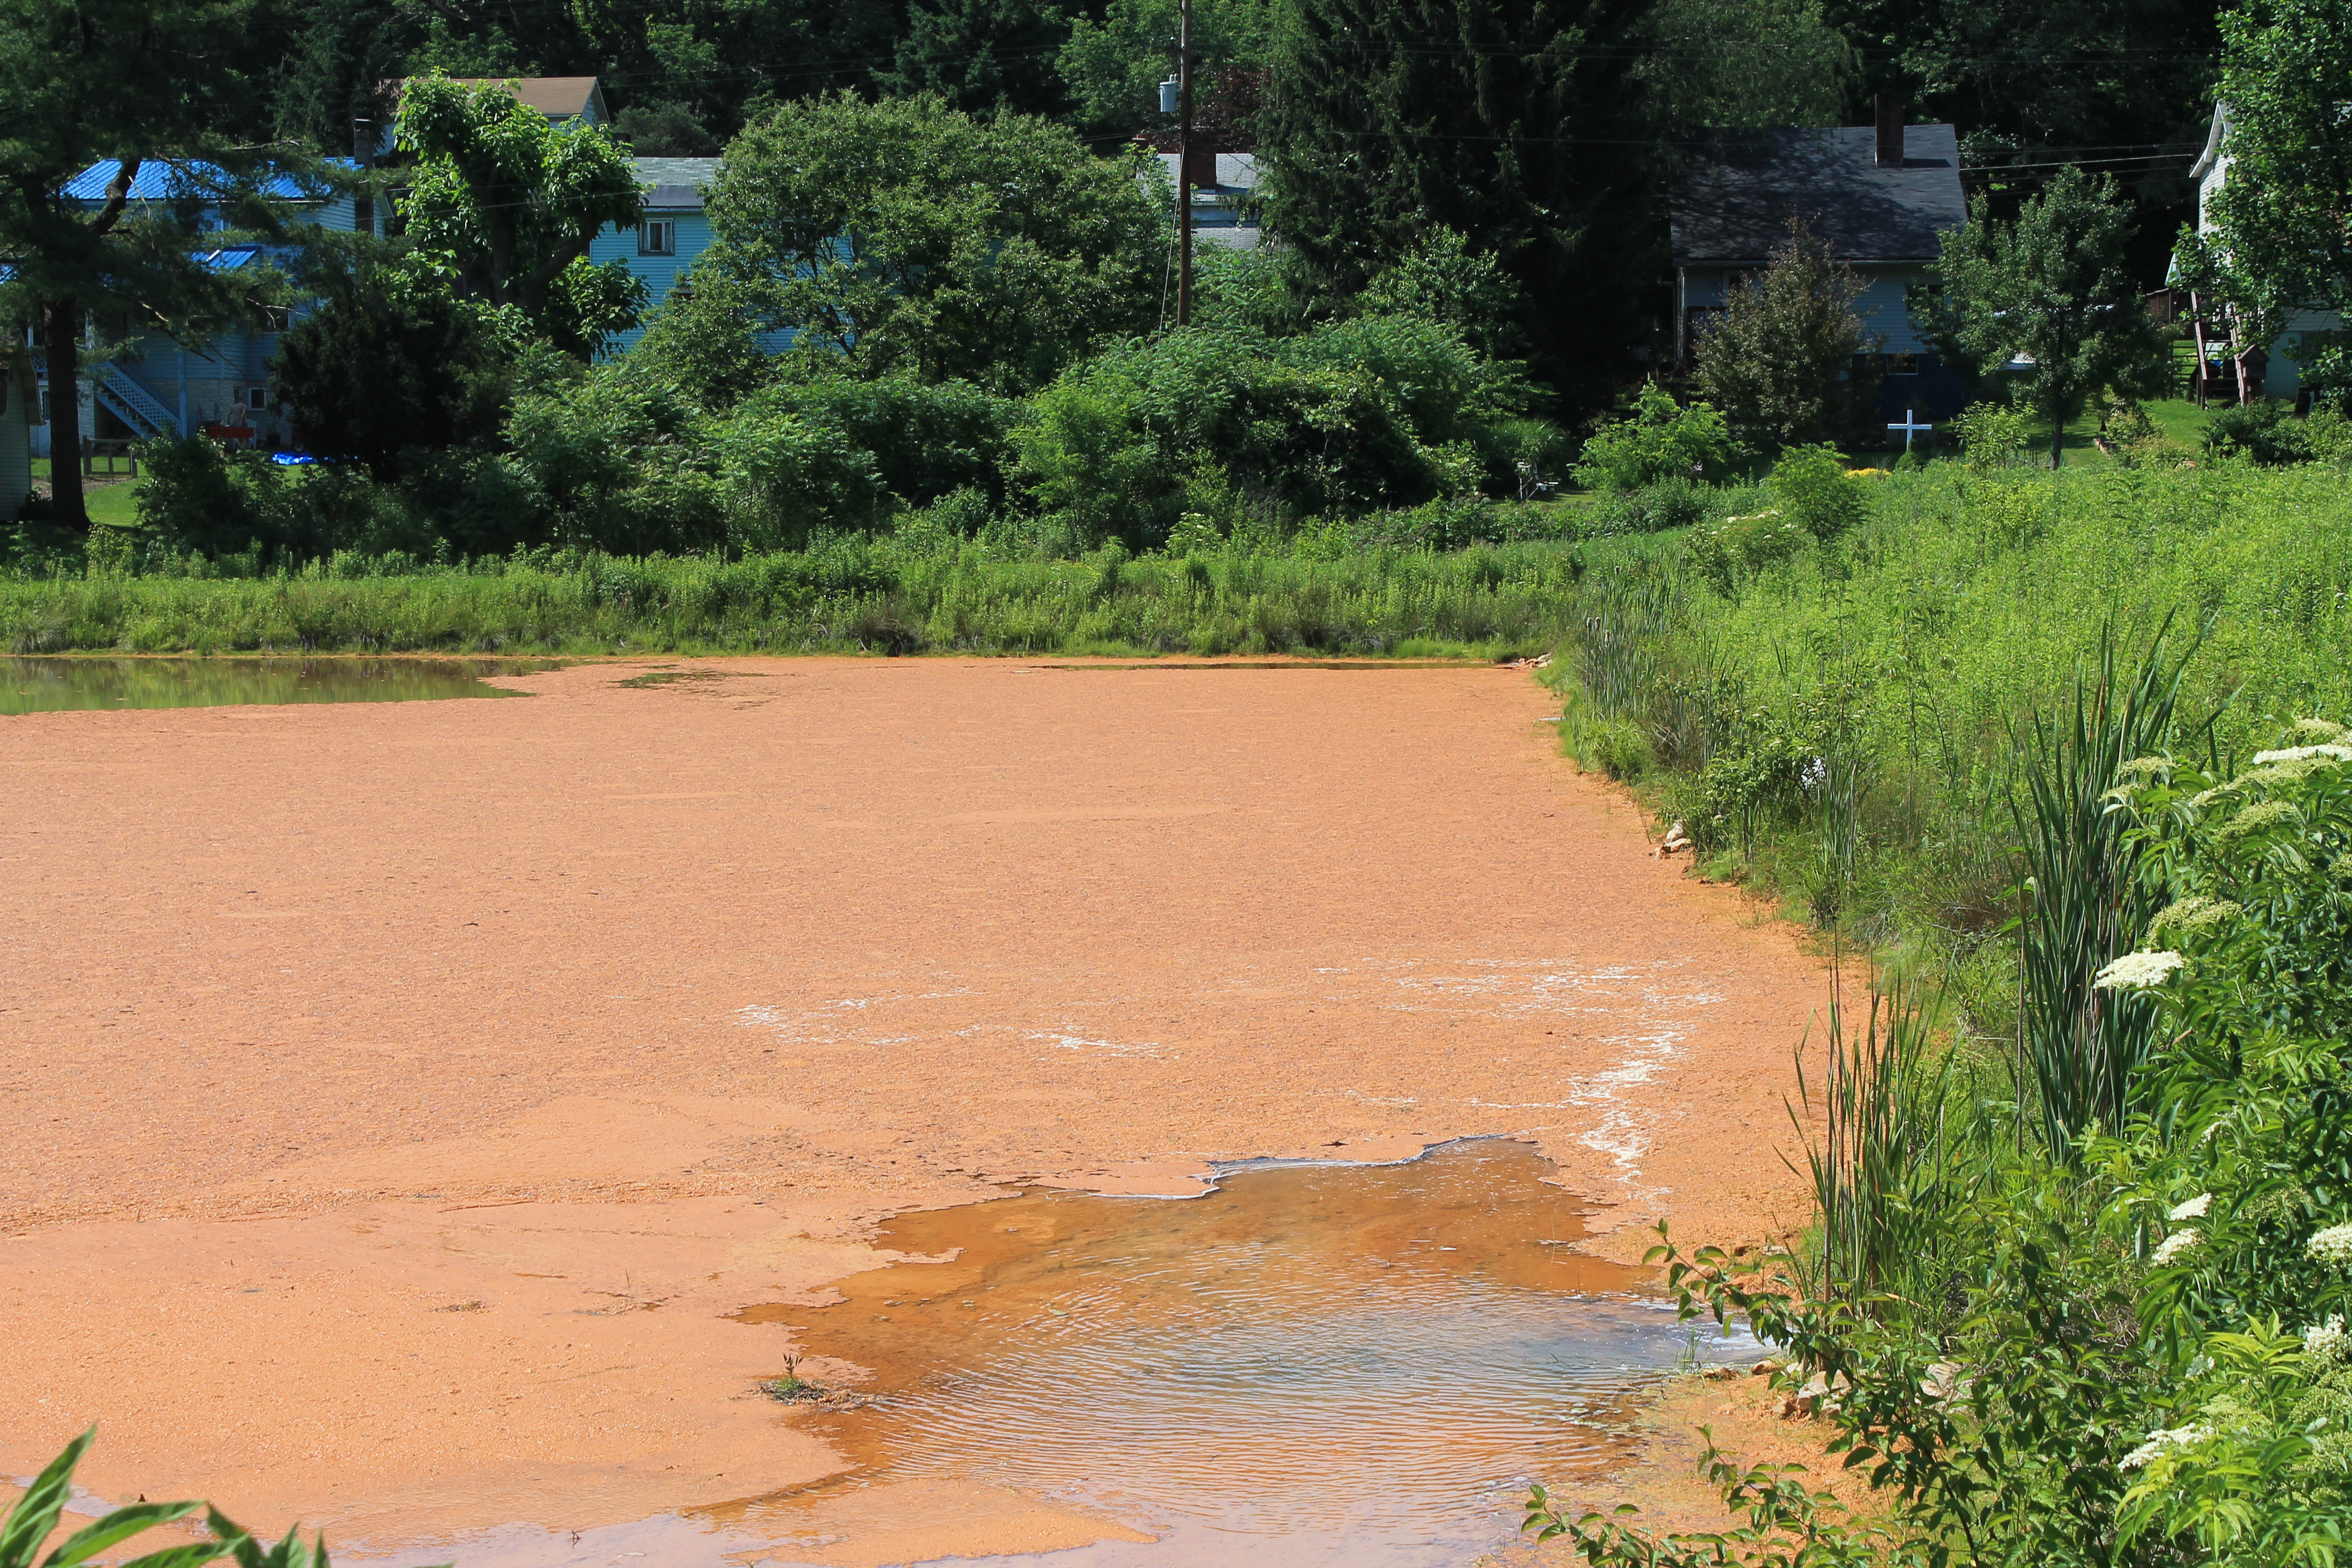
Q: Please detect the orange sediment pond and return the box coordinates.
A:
[0,657,1824,1564]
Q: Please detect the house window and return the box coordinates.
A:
[639,220,676,256]
[1887,352,1920,375]
[247,386,268,412]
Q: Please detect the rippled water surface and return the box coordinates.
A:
[720,1139,1754,1566]
[0,656,554,715]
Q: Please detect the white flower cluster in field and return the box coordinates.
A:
[2169,1193,2213,1221]
[2250,744,2352,765]
[2121,1424,2211,1470]
[2150,896,2239,941]
[2309,1223,2352,1266]
[2152,1230,2202,1266]
[2305,1315,2348,1365]
[2284,717,2350,744]
[2094,950,2186,991]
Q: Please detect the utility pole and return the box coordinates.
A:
[1175,0,1193,327]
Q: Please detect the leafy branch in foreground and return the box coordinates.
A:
[0,1428,438,1568]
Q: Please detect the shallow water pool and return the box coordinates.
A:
[349,1141,1752,1568]
[0,656,556,715]
[730,1139,1752,1566]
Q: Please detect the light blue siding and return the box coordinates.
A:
[591,208,715,353]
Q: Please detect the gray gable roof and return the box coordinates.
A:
[1670,124,1967,266]
[633,157,723,209]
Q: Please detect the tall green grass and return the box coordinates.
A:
[0,540,1588,658]
[1546,458,2352,1040]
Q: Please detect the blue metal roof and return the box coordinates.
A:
[63,159,351,204]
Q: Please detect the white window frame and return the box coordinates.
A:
[638,220,676,257]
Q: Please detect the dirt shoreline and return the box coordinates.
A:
[0,657,1826,1561]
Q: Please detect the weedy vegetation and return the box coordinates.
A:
[1525,453,2352,1560]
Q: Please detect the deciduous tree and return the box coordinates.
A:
[394,73,647,357]
[2173,0,2352,404]
[679,94,1162,393]
[1921,166,2170,467]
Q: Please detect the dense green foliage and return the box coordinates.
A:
[0,0,300,527]
[0,531,1588,657]
[1694,218,1880,449]
[1528,451,2352,1564]
[1574,382,1736,491]
[1258,0,1657,399]
[269,263,524,482]
[2175,0,2352,402]
[393,74,647,357]
[659,94,1163,395]
[1923,168,2171,469]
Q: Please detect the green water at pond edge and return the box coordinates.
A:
[0,657,560,716]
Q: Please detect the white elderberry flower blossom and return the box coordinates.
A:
[2093,950,2187,991]
[2250,743,2352,765]
[2309,1223,2352,1266]
[2305,1315,2348,1365]
[2152,1230,2201,1266]
[2149,896,2239,941]
[2121,1424,2211,1470]
[2169,1193,2212,1221]
[2286,717,2350,744]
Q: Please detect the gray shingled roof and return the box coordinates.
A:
[633,157,722,209]
[1670,125,1967,266]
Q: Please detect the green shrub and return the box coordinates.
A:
[1007,319,1531,550]
[1572,380,1736,492]
[1685,505,1812,595]
[1952,400,2034,470]
[2204,398,2311,464]
[1768,443,1866,541]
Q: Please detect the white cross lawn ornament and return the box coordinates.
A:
[1888,409,1933,451]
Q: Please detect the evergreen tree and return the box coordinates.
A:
[885,0,1076,119]
[0,0,297,531]
[1693,217,1881,447]
[1258,0,1659,406]
[270,262,520,482]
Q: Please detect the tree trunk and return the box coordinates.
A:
[43,298,87,531]
[2050,407,2065,469]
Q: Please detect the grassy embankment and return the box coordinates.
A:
[0,536,1593,658]
[1544,450,2349,1037]
[1527,424,2352,1555]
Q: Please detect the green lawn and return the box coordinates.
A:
[31,459,144,527]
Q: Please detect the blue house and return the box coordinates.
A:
[591,157,723,354]
[35,160,379,459]
[1670,98,1971,425]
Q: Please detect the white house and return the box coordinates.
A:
[2187,101,2342,402]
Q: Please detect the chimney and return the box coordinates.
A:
[1184,137,1218,192]
[352,117,374,235]
[1874,94,1904,168]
